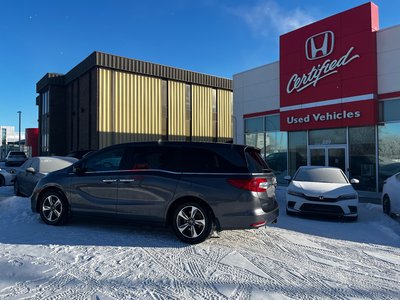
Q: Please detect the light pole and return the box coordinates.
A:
[17,111,22,151]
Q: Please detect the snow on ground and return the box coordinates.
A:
[0,186,399,299]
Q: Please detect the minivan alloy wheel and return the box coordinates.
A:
[39,190,68,225]
[172,202,213,244]
[42,195,63,222]
[177,206,205,238]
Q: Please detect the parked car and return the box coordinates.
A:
[382,172,400,217]
[14,156,78,197]
[5,151,27,166]
[0,167,17,187]
[285,166,359,221]
[31,142,279,244]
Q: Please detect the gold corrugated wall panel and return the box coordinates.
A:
[98,69,112,148]
[168,81,186,141]
[217,89,233,141]
[192,85,213,142]
[98,69,162,148]
[132,74,162,142]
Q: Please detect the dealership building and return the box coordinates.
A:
[234,2,400,197]
[36,2,399,198]
[36,52,233,156]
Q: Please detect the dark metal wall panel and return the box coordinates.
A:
[36,73,65,93]
[58,51,232,91]
[38,51,232,93]
[90,69,99,150]
[48,85,67,155]
[78,72,91,150]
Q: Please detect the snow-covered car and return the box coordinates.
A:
[14,156,78,197]
[0,167,17,187]
[5,151,27,166]
[382,172,400,216]
[285,166,359,221]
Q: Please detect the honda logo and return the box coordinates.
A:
[305,31,334,60]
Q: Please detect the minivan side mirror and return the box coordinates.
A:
[284,175,292,182]
[73,164,85,175]
[350,178,360,184]
[26,167,35,174]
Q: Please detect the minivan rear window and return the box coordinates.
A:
[245,148,270,173]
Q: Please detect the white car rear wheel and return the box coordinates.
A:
[383,195,391,216]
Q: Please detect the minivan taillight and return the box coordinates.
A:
[228,178,269,192]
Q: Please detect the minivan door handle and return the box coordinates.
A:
[102,179,117,183]
[119,179,135,183]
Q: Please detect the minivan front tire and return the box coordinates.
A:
[14,180,22,196]
[172,202,214,244]
[39,190,69,225]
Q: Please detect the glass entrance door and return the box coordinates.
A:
[328,148,345,171]
[309,145,348,176]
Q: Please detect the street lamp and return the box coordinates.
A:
[17,111,22,151]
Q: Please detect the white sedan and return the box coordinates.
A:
[382,172,400,216]
[0,167,17,187]
[285,166,359,221]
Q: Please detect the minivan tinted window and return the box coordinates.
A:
[121,146,181,172]
[245,148,270,173]
[181,147,247,173]
[84,148,124,172]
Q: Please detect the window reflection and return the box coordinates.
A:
[349,126,376,192]
[378,122,400,191]
[288,131,307,176]
[244,115,288,184]
[309,128,346,145]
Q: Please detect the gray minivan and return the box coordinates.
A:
[31,142,279,244]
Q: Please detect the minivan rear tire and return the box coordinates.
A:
[171,202,214,244]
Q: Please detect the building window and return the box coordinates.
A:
[381,99,400,122]
[349,126,376,192]
[244,117,265,156]
[1,128,5,146]
[264,115,287,184]
[41,91,50,154]
[245,115,288,184]
[309,128,346,145]
[379,123,400,190]
[288,131,307,177]
[378,99,400,191]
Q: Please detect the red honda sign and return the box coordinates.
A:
[280,2,379,131]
